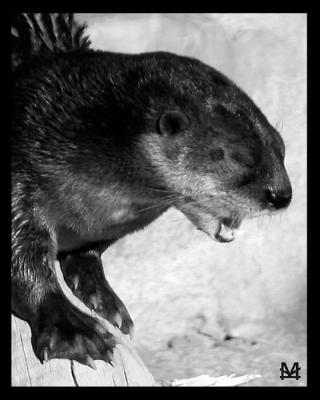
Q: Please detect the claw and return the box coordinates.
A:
[104,350,114,366]
[120,319,134,339]
[72,275,79,291]
[85,355,97,370]
[89,294,98,311]
[42,347,49,364]
[113,313,122,329]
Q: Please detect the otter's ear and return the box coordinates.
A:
[158,110,190,135]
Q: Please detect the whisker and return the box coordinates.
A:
[143,185,178,195]
[230,209,242,228]
[135,195,181,214]
[179,195,238,215]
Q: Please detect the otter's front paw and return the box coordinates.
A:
[31,292,118,368]
[60,253,134,337]
[73,279,134,338]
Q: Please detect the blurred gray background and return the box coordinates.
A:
[76,13,307,386]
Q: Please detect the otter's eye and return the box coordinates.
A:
[234,109,255,130]
[235,109,247,119]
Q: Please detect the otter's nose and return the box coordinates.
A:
[265,187,292,210]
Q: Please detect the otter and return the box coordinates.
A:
[11,13,292,368]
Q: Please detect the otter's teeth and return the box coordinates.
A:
[215,221,235,243]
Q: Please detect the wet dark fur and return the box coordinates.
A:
[12,14,292,367]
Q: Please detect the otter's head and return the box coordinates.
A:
[136,53,292,242]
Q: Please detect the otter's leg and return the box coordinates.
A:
[59,244,134,337]
[11,212,117,367]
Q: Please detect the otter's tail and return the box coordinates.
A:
[12,13,91,70]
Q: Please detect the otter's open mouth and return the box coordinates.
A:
[176,199,243,244]
[214,217,241,243]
